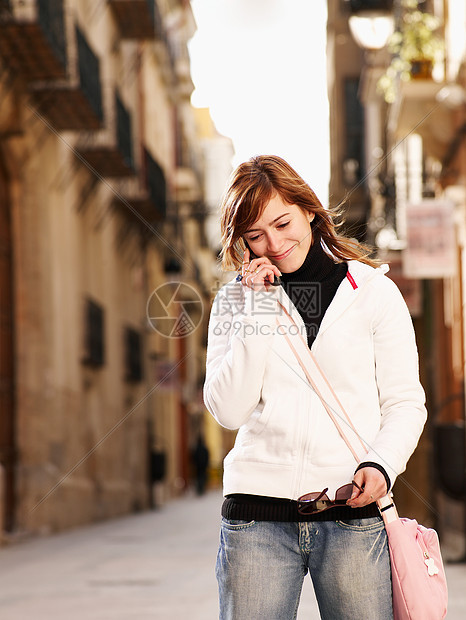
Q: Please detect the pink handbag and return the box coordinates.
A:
[276,303,448,619]
[379,497,448,620]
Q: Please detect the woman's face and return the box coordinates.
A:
[243,194,314,273]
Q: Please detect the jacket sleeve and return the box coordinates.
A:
[203,282,279,430]
[363,275,427,483]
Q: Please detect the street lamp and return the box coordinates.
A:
[346,0,395,247]
[346,0,394,51]
[349,14,394,50]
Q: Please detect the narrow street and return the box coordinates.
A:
[0,490,464,619]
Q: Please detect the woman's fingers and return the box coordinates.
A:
[347,468,387,508]
[244,264,280,289]
[241,252,281,290]
[242,248,250,278]
[240,247,282,290]
[241,248,253,283]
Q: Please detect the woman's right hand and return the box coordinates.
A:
[241,248,281,291]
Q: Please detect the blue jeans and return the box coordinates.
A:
[216,517,393,620]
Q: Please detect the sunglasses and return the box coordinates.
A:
[297,481,364,515]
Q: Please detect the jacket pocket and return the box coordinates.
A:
[226,392,305,466]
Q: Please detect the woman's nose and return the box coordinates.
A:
[266,233,281,253]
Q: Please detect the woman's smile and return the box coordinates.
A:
[269,245,298,261]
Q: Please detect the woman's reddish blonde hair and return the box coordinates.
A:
[219,155,378,270]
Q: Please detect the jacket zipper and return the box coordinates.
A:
[281,263,386,496]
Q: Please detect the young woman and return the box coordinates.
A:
[203,155,427,619]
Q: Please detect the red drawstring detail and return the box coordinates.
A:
[346,272,358,290]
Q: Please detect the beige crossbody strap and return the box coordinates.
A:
[277,301,367,457]
[276,301,398,522]
[277,317,362,463]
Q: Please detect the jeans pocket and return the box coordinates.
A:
[220,518,256,531]
[335,516,384,531]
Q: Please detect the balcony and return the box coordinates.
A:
[113,148,166,224]
[388,79,456,161]
[171,42,194,99]
[30,25,104,131]
[0,0,67,81]
[76,92,135,178]
[108,0,163,40]
[155,2,195,90]
[175,133,202,204]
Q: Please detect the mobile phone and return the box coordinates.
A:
[243,239,281,286]
[243,239,258,259]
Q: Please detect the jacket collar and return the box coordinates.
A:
[275,260,389,342]
[317,261,389,338]
[227,260,389,342]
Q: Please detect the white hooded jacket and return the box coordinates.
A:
[203,261,427,500]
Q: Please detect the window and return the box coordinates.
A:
[344,77,365,183]
[82,298,105,367]
[116,93,134,171]
[38,0,67,68]
[124,327,143,382]
[76,26,103,123]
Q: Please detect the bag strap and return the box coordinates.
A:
[277,301,367,459]
[276,313,362,463]
[276,300,399,523]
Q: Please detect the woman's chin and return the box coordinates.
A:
[277,253,307,273]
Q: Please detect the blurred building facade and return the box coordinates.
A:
[328,0,466,552]
[327,0,373,238]
[193,107,235,486]
[0,0,220,537]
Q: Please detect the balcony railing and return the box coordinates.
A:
[112,149,166,225]
[77,91,135,178]
[0,0,67,81]
[31,25,104,131]
[109,0,161,39]
[388,79,455,163]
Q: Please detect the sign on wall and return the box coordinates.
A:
[403,200,456,279]
[383,253,423,317]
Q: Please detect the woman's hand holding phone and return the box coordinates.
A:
[241,248,282,291]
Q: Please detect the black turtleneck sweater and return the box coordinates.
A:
[222,233,388,522]
[279,231,348,348]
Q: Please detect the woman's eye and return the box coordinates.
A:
[247,222,289,241]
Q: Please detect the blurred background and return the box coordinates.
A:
[0,0,465,566]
